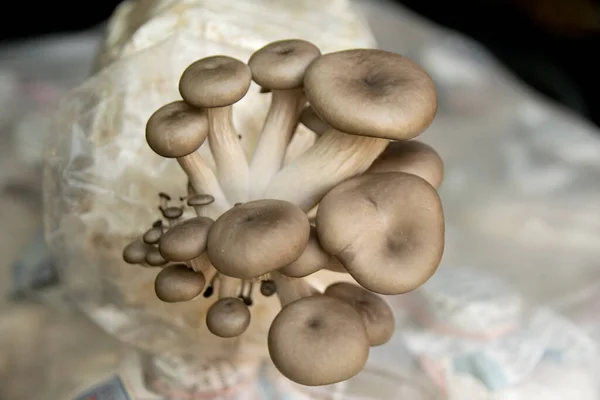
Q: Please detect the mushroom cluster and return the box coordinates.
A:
[122,39,444,386]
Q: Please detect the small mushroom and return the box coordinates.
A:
[145,247,168,267]
[161,206,183,220]
[123,239,151,264]
[142,226,163,245]
[260,279,277,297]
[247,39,321,198]
[207,200,310,279]
[367,140,444,189]
[179,55,252,203]
[268,294,370,386]
[146,101,230,217]
[206,297,251,338]
[187,194,215,207]
[280,226,332,278]
[158,216,214,262]
[154,264,206,302]
[299,105,328,135]
[316,172,444,295]
[264,49,437,211]
[325,282,395,346]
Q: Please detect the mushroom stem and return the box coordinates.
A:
[249,89,305,199]
[177,152,230,218]
[189,253,217,280]
[264,129,388,211]
[207,107,250,203]
[218,274,241,299]
[271,272,318,307]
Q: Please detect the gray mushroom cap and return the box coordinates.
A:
[206,297,251,338]
[325,282,395,346]
[268,295,370,386]
[154,264,206,302]
[158,217,214,262]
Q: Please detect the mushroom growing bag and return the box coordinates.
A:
[43,0,376,396]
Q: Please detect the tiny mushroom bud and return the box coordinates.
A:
[299,105,328,135]
[187,194,215,207]
[145,247,168,267]
[123,239,151,264]
[265,49,437,211]
[155,264,206,302]
[207,200,310,279]
[367,140,444,189]
[268,294,370,386]
[179,55,252,203]
[158,217,214,262]
[206,297,251,338]
[316,172,444,295]
[325,282,395,346]
[260,279,277,297]
[247,39,321,198]
[280,226,333,278]
[146,101,230,218]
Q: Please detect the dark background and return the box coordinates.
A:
[1,0,598,127]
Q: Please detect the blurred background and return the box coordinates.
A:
[2,0,598,126]
[1,0,599,399]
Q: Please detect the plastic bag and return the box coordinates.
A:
[43,0,378,397]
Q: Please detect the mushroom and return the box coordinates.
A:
[268,293,370,386]
[247,39,321,198]
[158,216,214,262]
[154,263,206,302]
[187,193,215,215]
[179,55,252,203]
[161,206,184,220]
[299,105,328,135]
[207,199,310,279]
[122,239,151,264]
[145,247,168,267]
[316,172,444,295]
[367,140,444,189]
[324,282,395,346]
[271,271,318,306]
[206,297,251,338]
[264,49,437,211]
[280,226,333,278]
[142,226,163,245]
[146,101,230,218]
[260,279,277,297]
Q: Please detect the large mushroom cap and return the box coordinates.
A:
[154,264,206,302]
[158,217,214,262]
[179,55,252,108]
[248,39,321,90]
[316,172,444,295]
[280,226,331,278]
[206,297,251,338]
[146,101,209,158]
[303,49,437,140]
[368,140,444,188]
[325,282,395,346]
[207,199,310,279]
[268,295,369,386]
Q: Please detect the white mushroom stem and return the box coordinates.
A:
[189,253,218,281]
[271,271,318,307]
[177,152,230,219]
[264,129,389,211]
[249,89,305,199]
[207,106,250,203]
[218,274,242,298]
